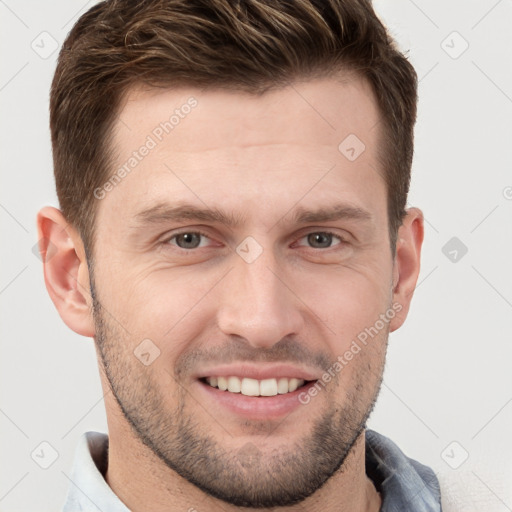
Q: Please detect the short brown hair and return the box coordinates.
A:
[50,0,417,252]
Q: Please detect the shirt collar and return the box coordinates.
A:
[365,429,442,511]
[62,431,129,512]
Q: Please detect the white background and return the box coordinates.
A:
[1,1,511,510]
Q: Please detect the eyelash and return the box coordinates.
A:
[163,230,347,251]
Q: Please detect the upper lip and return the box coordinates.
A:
[195,363,321,381]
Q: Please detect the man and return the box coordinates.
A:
[37,0,441,510]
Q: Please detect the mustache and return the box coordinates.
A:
[174,337,333,377]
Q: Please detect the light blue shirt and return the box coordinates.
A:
[62,429,442,511]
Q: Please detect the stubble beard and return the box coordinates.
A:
[90,278,387,508]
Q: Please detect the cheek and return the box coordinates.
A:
[292,263,392,342]
[104,268,220,356]
[94,247,392,360]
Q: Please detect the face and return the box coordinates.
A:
[90,76,397,507]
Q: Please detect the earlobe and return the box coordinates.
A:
[37,206,95,338]
[389,207,424,332]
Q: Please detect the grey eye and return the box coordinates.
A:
[307,232,334,248]
[174,232,202,249]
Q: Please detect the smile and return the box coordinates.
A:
[202,376,312,396]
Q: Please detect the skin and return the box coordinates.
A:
[38,74,423,512]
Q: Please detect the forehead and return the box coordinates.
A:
[114,74,380,153]
[99,75,385,231]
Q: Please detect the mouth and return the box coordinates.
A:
[195,368,319,420]
[199,376,314,397]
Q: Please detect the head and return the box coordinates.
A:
[39,0,423,508]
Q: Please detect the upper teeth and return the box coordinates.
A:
[206,376,306,396]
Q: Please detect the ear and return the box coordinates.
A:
[36,206,95,337]
[389,207,424,332]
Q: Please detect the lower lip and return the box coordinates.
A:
[195,380,317,420]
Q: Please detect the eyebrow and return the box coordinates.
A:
[133,202,247,228]
[132,201,372,230]
[289,204,372,225]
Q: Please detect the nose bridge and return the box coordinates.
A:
[241,253,282,313]
[217,246,302,348]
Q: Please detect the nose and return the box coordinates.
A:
[216,249,304,349]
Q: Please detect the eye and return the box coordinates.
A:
[167,231,211,250]
[296,231,344,249]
